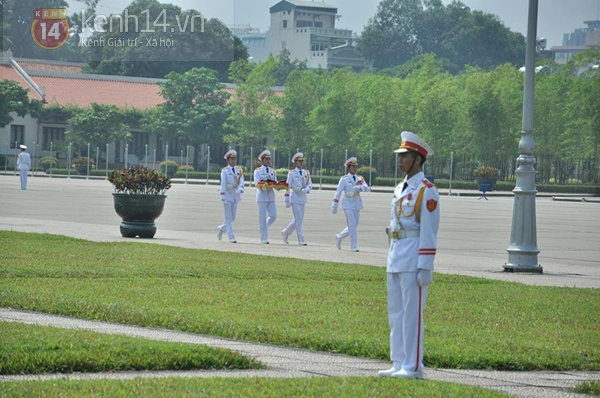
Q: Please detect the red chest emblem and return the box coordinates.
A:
[426,199,438,212]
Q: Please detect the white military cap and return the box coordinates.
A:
[344,157,358,167]
[258,149,271,160]
[394,131,434,157]
[292,152,304,162]
[224,149,237,159]
[19,145,27,150]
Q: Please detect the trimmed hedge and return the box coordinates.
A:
[42,169,600,194]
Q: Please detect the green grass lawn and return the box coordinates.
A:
[0,321,262,374]
[1,231,599,373]
[0,377,511,398]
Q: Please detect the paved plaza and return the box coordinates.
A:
[1,175,598,288]
[1,175,599,397]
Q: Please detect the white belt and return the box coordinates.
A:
[392,229,420,240]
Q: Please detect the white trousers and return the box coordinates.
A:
[387,272,428,373]
[282,203,305,243]
[19,168,29,190]
[218,201,238,240]
[337,209,360,250]
[257,201,277,241]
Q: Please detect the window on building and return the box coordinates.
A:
[131,132,149,158]
[282,40,286,50]
[10,125,25,148]
[283,20,287,28]
[42,127,65,150]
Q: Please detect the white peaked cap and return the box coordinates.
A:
[394,131,434,157]
[292,152,304,162]
[224,149,237,159]
[258,149,271,160]
[344,157,358,167]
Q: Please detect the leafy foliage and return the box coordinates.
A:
[473,165,500,178]
[73,156,94,166]
[357,0,525,71]
[142,67,230,168]
[66,103,131,153]
[108,165,172,195]
[0,80,43,126]
[80,0,248,80]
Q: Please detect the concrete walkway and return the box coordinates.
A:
[1,309,598,398]
[1,176,599,397]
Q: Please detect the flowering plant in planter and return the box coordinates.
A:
[108,165,172,195]
[473,166,500,178]
[73,156,94,166]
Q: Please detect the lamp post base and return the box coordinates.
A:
[503,264,543,273]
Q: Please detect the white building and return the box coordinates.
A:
[265,0,364,70]
[549,20,600,65]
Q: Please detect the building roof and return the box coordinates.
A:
[15,58,85,74]
[549,45,591,52]
[270,0,337,14]
[1,54,283,110]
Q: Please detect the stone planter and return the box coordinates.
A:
[75,165,88,175]
[112,193,167,238]
[476,176,497,189]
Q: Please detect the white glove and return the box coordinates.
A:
[416,269,433,287]
[220,197,226,203]
[331,206,338,214]
[285,201,291,208]
[237,189,244,194]
[353,185,361,192]
[302,187,309,194]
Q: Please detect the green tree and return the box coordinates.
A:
[274,69,331,158]
[357,0,423,69]
[1,0,68,59]
[307,68,359,170]
[228,59,255,85]
[224,57,279,151]
[358,0,525,71]
[354,74,405,176]
[462,67,508,166]
[66,103,131,155]
[142,67,231,168]
[0,80,43,127]
[411,58,462,175]
[273,49,307,86]
[82,0,248,80]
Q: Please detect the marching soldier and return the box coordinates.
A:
[379,131,440,380]
[16,145,31,190]
[254,150,278,244]
[217,149,244,243]
[281,152,312,245]
[331,157,369,252]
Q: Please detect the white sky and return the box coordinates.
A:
[67,0,600,47]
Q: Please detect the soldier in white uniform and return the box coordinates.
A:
[217,149,244,243]
[379,131,440,380]
[281,152,312,246]
[16,145,31,190]
[331,157,369,252]
[253,150,278,244]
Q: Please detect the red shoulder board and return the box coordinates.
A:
[423,179,434,188]
[427,199,438,212]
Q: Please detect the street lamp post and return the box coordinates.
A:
[504,0,542,273]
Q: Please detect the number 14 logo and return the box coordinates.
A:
[31,8,70,50]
